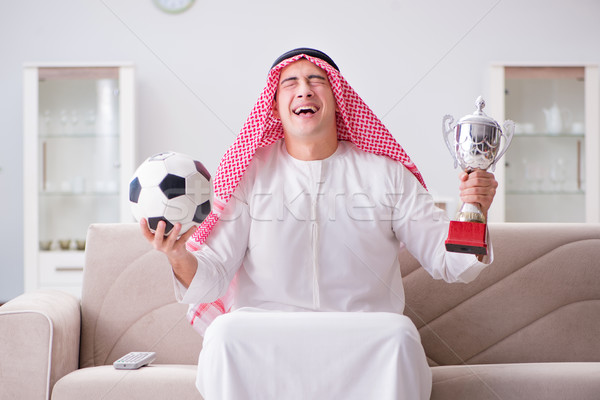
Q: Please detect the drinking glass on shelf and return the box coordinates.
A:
[571,122,584,134]
[550,158,566,191]
[86,109,96,127]
[39,240,52,251]
[524,159,545,192]
[58,239,72,251]
[60,109,68,127]
[70,109,79,134]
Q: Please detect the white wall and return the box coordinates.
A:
[1,0,599,302]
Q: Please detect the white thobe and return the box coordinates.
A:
[175,139,492,399]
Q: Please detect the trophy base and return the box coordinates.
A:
[445,220,487,255]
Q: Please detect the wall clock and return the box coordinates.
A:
[153,0,195,14]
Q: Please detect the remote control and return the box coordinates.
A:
[113,351,156,370]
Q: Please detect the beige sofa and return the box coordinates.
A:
[1,222,599,399]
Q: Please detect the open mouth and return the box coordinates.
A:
[293,105,318,115]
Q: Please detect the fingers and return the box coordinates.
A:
[140,218,155,241]
[139,219,197,256]
[154,221,178,252]
[459,170,497,189]
[139,218,166,249]
[163,222,181,246]
[459,170,498,214]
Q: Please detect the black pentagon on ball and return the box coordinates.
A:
[147,216,174,236]
[129,177,142,203]
[193,200,212,223]
[194,160,211,181]
[159,173,187,200]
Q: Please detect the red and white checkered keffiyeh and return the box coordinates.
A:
[185,53,426,335]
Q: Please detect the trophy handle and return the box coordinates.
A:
[442,114,458,169]
[489,120,515,172]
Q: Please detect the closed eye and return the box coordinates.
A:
[308,75,328,86]
[280,75,327,89]
[280,77,298,88]
[308,74,327,82]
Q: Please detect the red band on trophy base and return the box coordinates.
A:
[445,221,487,255]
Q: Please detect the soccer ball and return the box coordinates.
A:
[129,152,212,236]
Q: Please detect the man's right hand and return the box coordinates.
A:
[139,219,198,287]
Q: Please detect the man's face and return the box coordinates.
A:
[272,59,338,141]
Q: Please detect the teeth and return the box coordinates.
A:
[294,106,317,115]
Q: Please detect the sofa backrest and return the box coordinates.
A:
[80,222,600,368]
[79,223,202,368]
[400,223,600,366]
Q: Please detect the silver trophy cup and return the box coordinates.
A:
[443,96,514,225]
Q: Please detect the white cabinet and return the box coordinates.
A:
[489,64,600,223]
[23,63,136,297]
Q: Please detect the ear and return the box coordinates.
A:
[272,97,280,119]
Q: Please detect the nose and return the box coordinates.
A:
[296,80,313,98]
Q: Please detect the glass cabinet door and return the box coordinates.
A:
[23,64,135,296]
[489,64,599,223]
[504,67,585,222]
[38,68,122,248]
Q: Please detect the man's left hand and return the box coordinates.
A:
[458,170,498,218]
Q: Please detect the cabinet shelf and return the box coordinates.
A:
[40,132,119,139]
[506,190,585,195]
[39,249,85,254]
[39,190,120,197]
[513,133,585,138]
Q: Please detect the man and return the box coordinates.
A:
[141,48,497,399]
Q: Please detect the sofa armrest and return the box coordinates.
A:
[0,290,81,400]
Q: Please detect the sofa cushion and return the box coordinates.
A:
[80,224,203,368]
[431,362,600,400]
[400,223,600,366]
[51,365,203,399]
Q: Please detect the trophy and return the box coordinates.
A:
[443,96,514,255]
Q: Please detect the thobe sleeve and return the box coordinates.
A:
[173,186,251,305]
[391,167,493,283]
